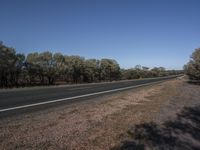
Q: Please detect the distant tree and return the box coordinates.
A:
[141,66,150,78]
[150,67,166,77]
[121,69,138,79]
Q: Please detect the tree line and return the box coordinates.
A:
[184,48,200,80]
[0,42,182,88]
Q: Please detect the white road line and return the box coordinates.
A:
[0,80,164,113]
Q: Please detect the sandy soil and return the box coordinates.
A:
[0,79,200,150]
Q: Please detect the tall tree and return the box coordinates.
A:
[70,56,85,83]
[0,43,18,87]
[83,59,99,82]
[26,52,41,84]
[100,59,120,81]
[15,53,25,86]
[53,53,65,80]
[39,51,56,85]
[185,48,200,80]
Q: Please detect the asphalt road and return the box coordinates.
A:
[0,75,180,113]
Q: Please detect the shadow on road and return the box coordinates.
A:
[112,105,200,150]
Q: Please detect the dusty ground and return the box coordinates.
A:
[0,79,200,150]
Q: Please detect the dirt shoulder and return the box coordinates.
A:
[0,79,199,150]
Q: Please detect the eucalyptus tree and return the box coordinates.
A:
[26,52,41,84]
[84,59,99,82]
[150,67,166,77]
[100,59,120,81]
[38,51,56,85]
[0,43,17,87]
[121,68,138,80]
[69,56,85,83]
[15,53,25,86]
[53,53,65,81]
[185,48,200,80]
[134,65,143,79]
[63,55,73,83]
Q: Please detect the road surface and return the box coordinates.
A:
[0,75,179,113]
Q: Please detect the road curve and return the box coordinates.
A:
[0,75,180,113]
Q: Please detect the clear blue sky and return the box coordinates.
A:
[1,0,200,69]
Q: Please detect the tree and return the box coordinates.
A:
[53,53,65,81]
[121,69,138,80]
[83,59,99,82]
[68,56,85,83]
[100,59,121,81]
[26,51,56,85]
[39,51,56,85]
[63,55,73,83]
[0,43,18,87]
[141,66,150,78]
[150,67,166,77]
[26,52,41,85]
[185,48,200,80]
[15,53,25,86]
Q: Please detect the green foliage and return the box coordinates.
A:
[84,59,100,82]
[0,43,26,87]
[100,59,120,81]
[185,48,200,80]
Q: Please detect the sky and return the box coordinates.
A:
[0,0,200,70]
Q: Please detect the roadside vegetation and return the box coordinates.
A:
[184,48,200,81]
[0,42,182,88]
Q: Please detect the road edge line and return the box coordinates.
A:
[0,80,168,112]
